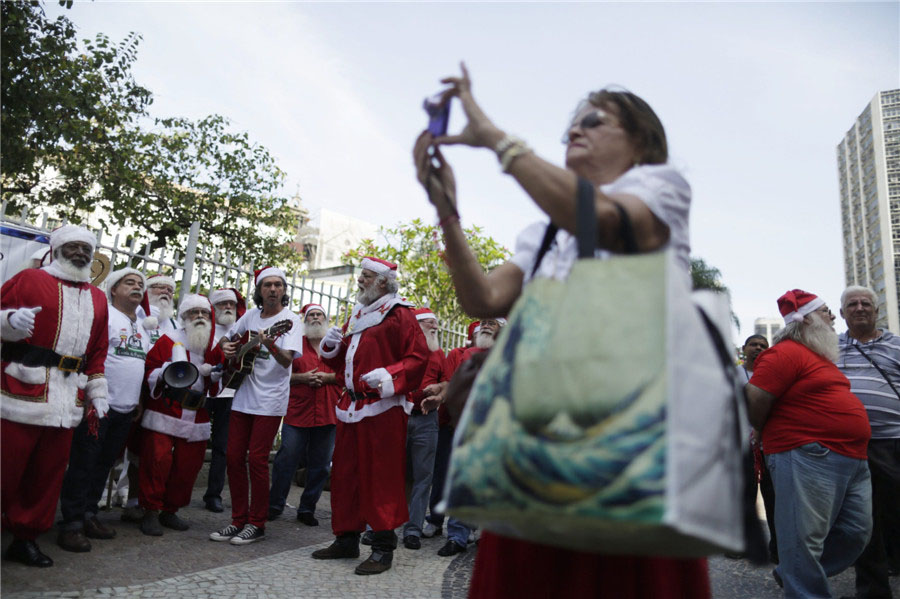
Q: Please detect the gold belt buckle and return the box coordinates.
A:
[58,355,83,373]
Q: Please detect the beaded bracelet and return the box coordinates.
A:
[500,142,533,172]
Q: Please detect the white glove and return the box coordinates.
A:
[198,363,214,377]
[322,326,343,350]
[91,396,109,419]
[9,306,42,337]
[210,369,223,383]
[361,367,391,395]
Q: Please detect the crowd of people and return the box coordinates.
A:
[2,62,898,599]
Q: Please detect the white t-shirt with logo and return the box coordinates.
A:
[106,305,152,412]
[229,307,303,416]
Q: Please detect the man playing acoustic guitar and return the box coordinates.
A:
[209,267,302,546]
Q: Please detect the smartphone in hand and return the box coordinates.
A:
[423,92,450,137]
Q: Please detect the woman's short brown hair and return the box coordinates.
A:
[582,88,668,165]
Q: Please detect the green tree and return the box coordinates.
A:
[690,257,727,292]
[1,2,301,269]
[343,219,510,325]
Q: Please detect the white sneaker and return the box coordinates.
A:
[230,523,265,545]
[209,524,241,542]
[423,522,442,538]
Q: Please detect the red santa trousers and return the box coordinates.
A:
[469,532,711,599]
[330,406,408,535]
[1,419,74,540]
[226,410,281,529]
[138,429,206,512]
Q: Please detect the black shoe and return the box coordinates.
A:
[230,523,265,545]
[267,508,282,522]
[772,568,783,589]
[312,536,360,559]
[354,549,393,575]
[158,511,189,531]
[361,530,373,545]
[204,498,223,513]
[5,539,53,567]
[57,529,91,553]
[84,515,116,539]
[140,510,163,536]
[437,540,466,556]
[403,535,421,550]
[296,512,319,526]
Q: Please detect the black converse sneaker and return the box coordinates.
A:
[230,523,265,545]
[209,524,241,542]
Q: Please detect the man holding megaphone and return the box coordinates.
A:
[138,294,225,536]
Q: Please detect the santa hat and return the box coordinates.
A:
[360,256,398,279]
[301,303,327,318]
[49,224,97,253]
[254,266,287,286]
[414,307,437,322]
[497,318,507,327]
[778,289,825,325]
[105,268,146,302]
[146,273,176,291]
[209,287,247,318]
[178,294,211,317]
[466,320,480,341]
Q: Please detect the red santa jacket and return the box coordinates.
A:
[1,267,109,428]
[285,336,340,428]
[321,297,429,424]
[142,330,224,442]
[409,349,448,412]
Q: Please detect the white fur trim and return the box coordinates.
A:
[360,257,397,278]
[319,338,340,359]
[141,409,211,442]
[782,296,825,325]
[85,376,107,401]
[50,225,96,251]
[1,309,31,341]
[146,274,176,290]
[5,362,48,385]
[178,294,211,317]
[209,289,237,306]
[142,315,159,330]
[255,267,286,286]
[335,394,412,423]
[415,310,436,321]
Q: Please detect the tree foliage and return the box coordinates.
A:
[690,257,728,293]
[343,219,510,326]
[1,2,301,269]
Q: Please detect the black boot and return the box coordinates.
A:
[5,539,53,567]
[312,533,360,559]
[354,530,396,575]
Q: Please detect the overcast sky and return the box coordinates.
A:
[47,1,899,340]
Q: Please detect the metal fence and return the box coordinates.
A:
[1,203,470,349]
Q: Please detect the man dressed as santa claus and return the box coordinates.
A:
[311,256,430,575]
[142,273,178,342]
[138,294,224,536]
[1,225,110,567]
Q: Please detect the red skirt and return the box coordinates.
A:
[469,532,711,599]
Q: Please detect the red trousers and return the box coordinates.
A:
[226,410,281,529]
[1,419,74,540]
[138,429,206,512]
[330,406,408,535]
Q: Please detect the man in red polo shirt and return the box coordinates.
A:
[746,289,872,598]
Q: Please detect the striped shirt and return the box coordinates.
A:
[837,330,900,439]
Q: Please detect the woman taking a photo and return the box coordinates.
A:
[413,64,705,598]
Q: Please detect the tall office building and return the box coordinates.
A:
[837,89,900,333]
[754,317,784,346]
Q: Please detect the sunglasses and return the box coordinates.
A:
[562,110,621,143]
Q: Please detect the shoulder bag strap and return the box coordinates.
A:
[530,222,559,278]
[575,176,638,258]
[853,344,900,401]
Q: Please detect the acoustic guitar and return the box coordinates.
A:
[222,319,293,390]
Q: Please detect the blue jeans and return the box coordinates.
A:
[768,443,872,598]
[403,410,438,538]
[447,516,471,548]
[269,423,335,515]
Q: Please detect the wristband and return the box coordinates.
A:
[438,210,460,229]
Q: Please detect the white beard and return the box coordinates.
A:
[801,315,839,362]
[304,320,327,340]
[356,285,382,306]
[45,256,92,282]
[216,310,236,327]
[152,295,175,321]
[474,331,495,350]
[421,327,440,352]
[185,318,212,355]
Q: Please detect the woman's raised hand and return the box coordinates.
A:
[413,130,458,217]
[435,62,504,149]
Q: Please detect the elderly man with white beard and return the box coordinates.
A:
[746,289,872,599]
[312,256,429,575]
[1,225,110,568]
[143,274,178,341]
[202,288,246,513]
[138,294,224,536]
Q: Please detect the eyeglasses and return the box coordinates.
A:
[149,284,173,291]
[814,306,833,316]
[183,308,210,319]
[562,110,621,143]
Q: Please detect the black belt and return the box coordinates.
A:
[1,342,85,376]
[345,389,380,402]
